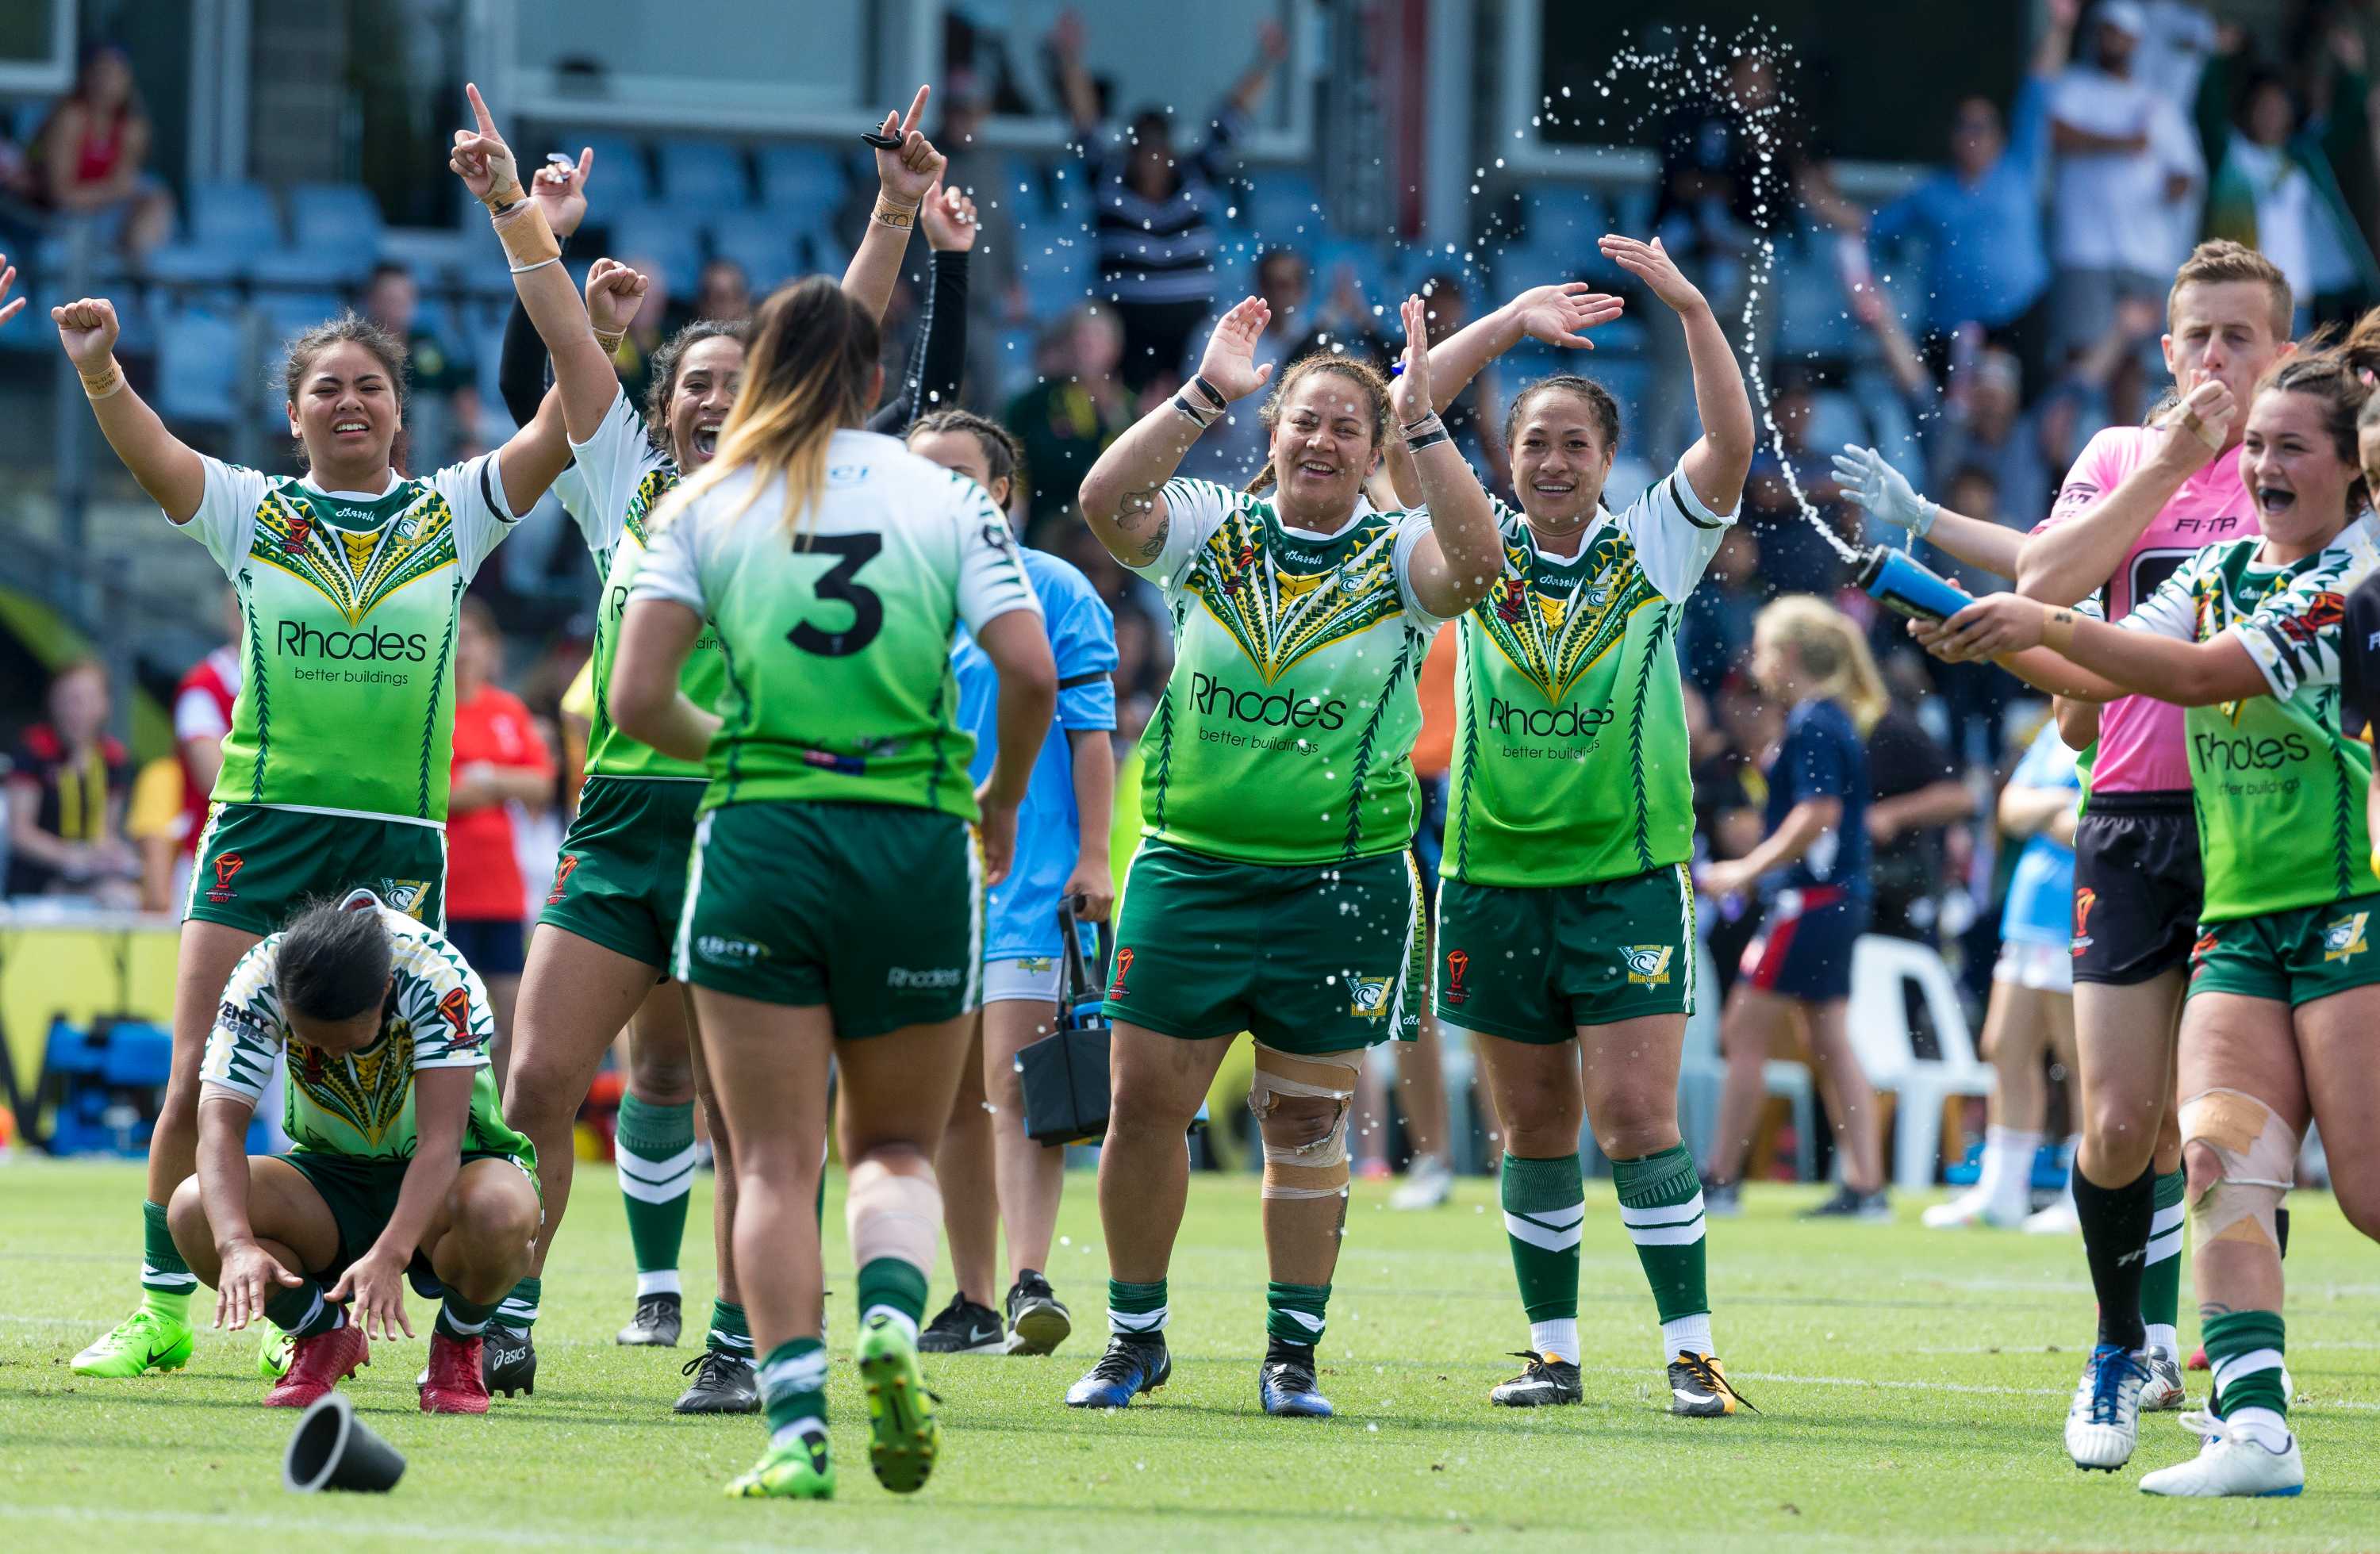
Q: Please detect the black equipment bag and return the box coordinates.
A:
[1014,901,1111,1145]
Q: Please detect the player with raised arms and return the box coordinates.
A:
[1915,322,2380,1497]
[66,84,620,1383]
[167,892,541,1412]
[906,409,1117,1359]
[486,86,965,1410]
[1064,294,1500,1418]
[1397,236,1756,1414]
[608,274,1054,1500]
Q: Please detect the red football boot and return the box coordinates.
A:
[420,1331,490,1414]
[262,1322,369,1407]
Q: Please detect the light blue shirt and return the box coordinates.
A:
[2000,719,2082,948]
[952,549,1118,963]
[1871,76,2052,332]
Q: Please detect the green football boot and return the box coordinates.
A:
[71,1306,195,1378]
[256,1320,294,1379]
[725,1425,835,1501]
[858,1314,940,1494]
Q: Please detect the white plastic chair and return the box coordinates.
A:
[1846,934,1994,1191]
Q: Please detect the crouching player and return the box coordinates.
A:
[169,892,541,1413]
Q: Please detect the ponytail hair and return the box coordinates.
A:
[1756,595,1890,734]
[657,275,878,540]
[2259,305,2380,512]
[1243,355,1392,496]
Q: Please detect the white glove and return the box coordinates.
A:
[1830,443,1937,539]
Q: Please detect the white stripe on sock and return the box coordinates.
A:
[1530,1318,1579,1364]
[1522,1201,1588,1230]
[862,1304,919,1344]
[617,1161,699,1203]
[497,1299,539,1323]
[441,1306,489,1337]
[1662,1312,1715,1364]
[2213,1348,2284,1394]
[1504,1211,1584,1253]
[140,1264,198,1291]
[292,1287,324,1333]
[2142,1228,2185,1266]
[635,1269,682,1299]
[1109,1305,1168,1335]
[1274,1307,1325,1335]
[1625,1219,1707,1248]
[1618,1192,1703,1227]
[2149,1200,2186,1236]
[709,1326,755,1355]
[758,1348,830,1399]
[769,1416,826,1452]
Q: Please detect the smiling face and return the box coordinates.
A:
[666,335,745,473]
[289,340,401,480]
[1510,386,1616,531]
[2240,387,2359,552]
[1265,370,1382,528]
[2166,280,2292,441]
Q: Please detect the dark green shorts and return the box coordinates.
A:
[2188,892,2380,1006]
[1434,864,1698,1042]
[279,1149,536,1288]
[538,775,704,972]
[675,800,979,1036]
[188,803,446,937]
[1100,841,1424,1056]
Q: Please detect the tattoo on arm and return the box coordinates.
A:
[1113,486,1169,565]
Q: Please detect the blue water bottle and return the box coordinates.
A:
[1856,544,1974,623]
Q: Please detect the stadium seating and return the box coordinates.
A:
[287,182,384,278]
[757,143,847,219]
[558,132,654,207]
[155,309,244,426]
[1845,934,1994,1191]
[659,139,750,210]
[605,202,704,292]
[708,209,800,291]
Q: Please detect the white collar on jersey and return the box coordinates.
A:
[1277,493,1379,543]
[298,468,403,501]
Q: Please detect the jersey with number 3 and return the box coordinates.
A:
[630,428,1040,821]
[2032,425,2255,793]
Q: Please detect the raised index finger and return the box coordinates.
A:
[466,82,497,139]
[901,83,931,135]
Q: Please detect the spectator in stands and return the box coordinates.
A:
[1741,372,1855,597]
[6,658,137,902]
[1866,0,2077,373]
[1680,528,1763,699]
[167,589,242,913]
[689,257,754,327]
[28,44,174,263]
[1863,677,1975,946]
[443,597,554,1077]
[2204,69,2325,326]
[2048,0,2204,359]
[1005,304,1127,540]
[360,263,469,397]
[1188,248,1315,484]
[1049,6,1288,392]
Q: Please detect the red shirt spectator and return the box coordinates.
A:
[447,679,551,923]
[172,643,240,861]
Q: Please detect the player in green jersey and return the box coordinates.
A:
[167,892,540,1414]
[1396,236,1757,1415]
[610,274,1054,1502]
[484,89,964,1410]
[1064,294,1501,1418]
[1919,326,2380,1498]
[63,84,620,1383]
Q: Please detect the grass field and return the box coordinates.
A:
[5,1158,2378,1552]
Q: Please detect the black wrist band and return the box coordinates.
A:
[1188,374,1228,412]
[1406,427,1452,452]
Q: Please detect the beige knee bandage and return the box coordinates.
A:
[2178,1088,2298,1251]
[845,1159,942,1272]
[1247,1046,1360,1199]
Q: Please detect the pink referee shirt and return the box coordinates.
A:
[2031,425,2257,793]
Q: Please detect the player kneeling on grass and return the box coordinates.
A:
[169,892,541,1414]
[1917,322,2380,1497]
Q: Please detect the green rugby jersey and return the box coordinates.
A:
[630,429,1039,820]
[199,900,532,1164]
[556,391,730,783]
[2121,515,2380,921]
[1127,477,1448,865]
[1445,463,1733,887]
[178,455,519,823]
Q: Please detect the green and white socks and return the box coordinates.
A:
[1501,1153,1585,1363]
[2141,1168,2186,1360]
[1265,1280,1329,1350]
[616,1093,697,1299]
[758,1336,829,1451]
[496,1275,540,1331]
[708,1299,754,1360]
[140,1199,194,1322]
[856,1257,928,1343]
[1107,1278,1168,1340]
[1502,1146,1718,1368]
[2203,1309,2291,1450]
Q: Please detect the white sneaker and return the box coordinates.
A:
[2139,1412,2304,1498]
[1921,1188,2024,1230]
[1388,1154,1454,1211]
[2140,1347,2186,1412]
[2066,1344,2150,1471]
[2022,1199,2080,1235]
